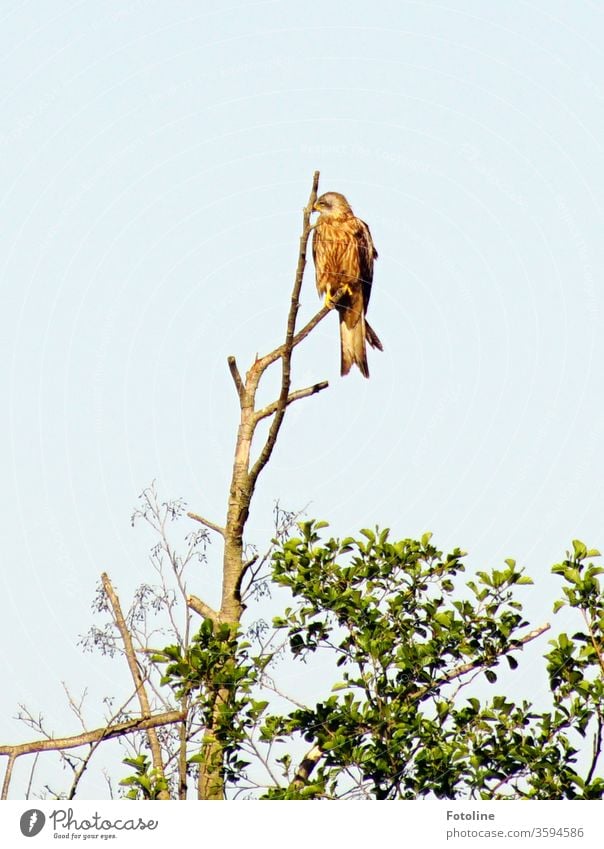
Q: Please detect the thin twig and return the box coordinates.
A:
[61,684,88,732]
[260,677,309,710]
[66,680,174,801]
[102,769,115,800]
[248,736,282,788]
[228,356,245,400]
[254,381,329,423]
[25,752,39,800]
[187,512,225,537]
[256,288,350,374]
[67,745,94,800]
[582,609,604,677]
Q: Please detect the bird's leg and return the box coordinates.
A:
[325,280,354,309]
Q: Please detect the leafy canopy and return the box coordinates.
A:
[140,523,604,799]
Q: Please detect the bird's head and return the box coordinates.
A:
[313,192,353,219]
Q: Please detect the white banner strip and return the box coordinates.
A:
[0,799,602,848]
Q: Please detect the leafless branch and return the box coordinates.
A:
[25,753,39,800]
[66,745,95,800]
[259,676,309,710]
[290,744,323,791]
[256,299,333,373]
[187,512,225,537]
[0,710,185,759]
[586,706,603,785]
[187,595,221,622]
[1,754,16,801]
[254,381,329,423]
[61,684,88,732]
[228,356,245,400]
[101,573,170,799]
[177,699,190,800]
[102,769,115,800]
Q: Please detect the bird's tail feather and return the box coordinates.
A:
[365,320,383,351]
[340,316,369,378]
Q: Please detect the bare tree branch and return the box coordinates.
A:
[256,299,333,373]
[1,754,16,801]
[187,595,221,622]
[25,752,39,801]
[177,701,190,800]
[586,706,603,786]
[67,745,95,800]
[187,512,225,537]
[228,355,245,400]
[0,711,185,759]
[290,744,323,791]
[101,573,170,799]
[254,381,329,423]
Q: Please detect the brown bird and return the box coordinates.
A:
[312,191,383,377]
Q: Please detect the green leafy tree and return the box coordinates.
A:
[148,520,603,799]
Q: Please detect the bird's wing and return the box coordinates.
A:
[353,218,377,310]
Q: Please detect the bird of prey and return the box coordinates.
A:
[312,191,383,378]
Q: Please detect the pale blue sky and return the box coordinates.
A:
[1,0,604,797]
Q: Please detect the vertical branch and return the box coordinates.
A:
[101,572,170,800]
[1,753,16,800]
[25,752,39,800]
[586,706,603,786]
[248,170,320,488]
[178,699,189,799]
